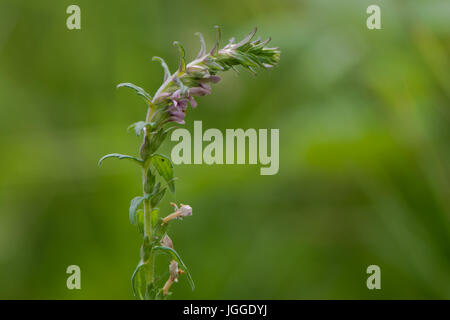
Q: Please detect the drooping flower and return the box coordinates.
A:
[162,260,180,295]
[163,203,193,223]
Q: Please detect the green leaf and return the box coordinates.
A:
[153,181,161,194]
[98,153,143,167]
[139,135,152,161]
[136,209,145,235]
[144,168,156,194]
[151,154,175,193]
[145,282,158,300]
[204,56,224,71]
[150,187,166,208]
[152,56,171,81]
[153,217,168,239]
[129,196,145,225]
[136,208,159,236]
[153,246,195,291]
[128,121,155,136]
[148,126,174,155]
[173,76,188,95]
[131,261,147,300]
[235,27,257,49]
[117,82,153,104]
[150,208,160,229]
[195,32,207,58]
[173,41,186,73]
[251,37,271,51]
[210,25,222,55]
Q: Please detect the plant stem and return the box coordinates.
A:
[142,159,154,294]
[143,195,152,238]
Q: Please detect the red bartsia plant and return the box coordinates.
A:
[99,26,280,300]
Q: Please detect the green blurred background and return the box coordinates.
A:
[0,0,449,299]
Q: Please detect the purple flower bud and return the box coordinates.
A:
[189,86,210,97]
[169,116,185,125]
[199,82,211,92]
[161,234,173,249]
[178,99,188,111]
[169,260,179,281]
[208,75,221,83]
[179,204,192,217]
[188,95,198,108]
[168,105,186,124]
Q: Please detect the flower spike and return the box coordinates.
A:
[109,26,279,300]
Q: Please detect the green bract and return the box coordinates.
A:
[99,26,280,299]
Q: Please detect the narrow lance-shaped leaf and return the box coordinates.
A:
[150,208,160,230]
[98,153,143,167]
[251,37,271,51]
[148,126,176,155]
[149,182,165,208]
[136,209,145,235]
[151,154,175,193]
[152,56,171,82]
[234,27,257,49]
[117,83,153,104]
[162,177,178,191]
[173,41,186,73]
[195,32,207,58]
[173,75,188,95]
[153,246,195,291]
[129,196,146,225]
[128,121,156,136]
[131,261,147,300]
[128,121,146,136]
[210,25,222,55]
[144,168,156,195]
[153,217,168,239]
[150,187,166,207]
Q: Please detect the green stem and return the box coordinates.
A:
[142,109,154,240]
[142,157,154,297]
[143,197,152,238]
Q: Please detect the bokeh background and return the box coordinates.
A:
[0,0,449,299]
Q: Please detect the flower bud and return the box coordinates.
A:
[169,260,179,282]
[179,204,192,217]
[160,234,173,249]
[163,203,193,223]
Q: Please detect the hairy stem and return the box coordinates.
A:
[143,196,152,238]
[142,160,154,292]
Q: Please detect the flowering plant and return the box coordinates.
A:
[99,26,280,300]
